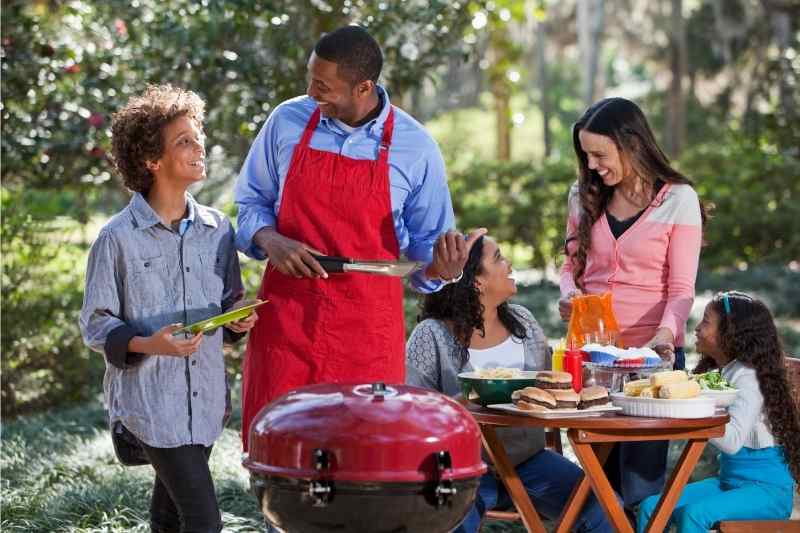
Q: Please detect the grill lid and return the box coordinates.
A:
[243,382,486,483]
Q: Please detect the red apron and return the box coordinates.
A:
[241,107,405,449]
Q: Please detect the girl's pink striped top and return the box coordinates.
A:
[560,182,702,348]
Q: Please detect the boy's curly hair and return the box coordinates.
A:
[695,291,800,489]
[110,84,205,194]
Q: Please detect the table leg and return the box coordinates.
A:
[554,442,613,533]
[645,438,708,533]
[569,432,633,533]
[479,425,547,533]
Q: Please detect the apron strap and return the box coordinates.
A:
[378,107,395,166]
[298,108,322,149]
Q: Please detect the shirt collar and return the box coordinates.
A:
[320,84,391,135]
[130,192,216,231]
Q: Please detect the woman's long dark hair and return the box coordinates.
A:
[567,97,706,290]
[695,291,800,487]
[418,236,528,368]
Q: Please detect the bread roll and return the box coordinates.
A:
[650,370,689,387]
[658,380,701,399]
[623,379,650,397]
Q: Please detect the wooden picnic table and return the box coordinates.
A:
[467,403,729,533]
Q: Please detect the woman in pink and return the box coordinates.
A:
[559,97,704,511]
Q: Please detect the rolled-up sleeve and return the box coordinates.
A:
[658,190,702,338]
[234,112,281,260]
[559,184,580,297]
[79,230,142,369]
[403,142,453,294]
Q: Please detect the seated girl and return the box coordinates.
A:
[406,234,613,533]
[638,291,799,532]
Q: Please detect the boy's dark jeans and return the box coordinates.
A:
[140,441,221,533]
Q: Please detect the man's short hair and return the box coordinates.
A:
[314,25,383,86]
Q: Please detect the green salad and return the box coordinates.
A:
[695,370,736,391]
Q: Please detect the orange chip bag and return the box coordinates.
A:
[566,293,621,348]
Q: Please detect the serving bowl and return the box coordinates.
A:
[699,388,739,408]
[457,371,538,406]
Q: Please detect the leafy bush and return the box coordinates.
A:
[449,158,575,268]
[1,189,102,417]
[682,128,800,270]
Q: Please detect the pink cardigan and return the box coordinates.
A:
[560,183,702,348]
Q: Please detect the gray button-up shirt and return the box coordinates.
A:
[79,192,244,448]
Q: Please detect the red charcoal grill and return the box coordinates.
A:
[243,382,487,533]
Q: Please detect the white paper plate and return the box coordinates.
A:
[610,392,716,418]
[487,403,621,418]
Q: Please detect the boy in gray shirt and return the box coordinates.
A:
[79,84,256,533]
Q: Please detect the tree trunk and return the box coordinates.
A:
[493,77,512,161]
[578,0,604,108]
[536,19,551,158]
[667,0,686,157]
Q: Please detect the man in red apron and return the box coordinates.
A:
[235,26,483,449]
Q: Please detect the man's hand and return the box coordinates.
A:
[226,300,259,333]
[129,324,204,357]
[425,228,487,281]
[558,289,582,321]
[254,227,327,279]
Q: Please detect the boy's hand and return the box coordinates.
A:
[226,301,259,333]
[133,324,203,356]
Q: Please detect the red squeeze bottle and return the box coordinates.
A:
[564,348,583,392]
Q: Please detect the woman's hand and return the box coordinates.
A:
[647,327,676,364]
[558,289,582,321]
[226,301,259,333]
[129,324,204,357]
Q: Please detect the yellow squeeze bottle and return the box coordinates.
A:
[552,339,566,372]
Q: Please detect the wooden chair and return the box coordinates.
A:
[718,355,800,532]
[483,427,563,524]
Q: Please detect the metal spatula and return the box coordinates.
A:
[312,255,424,277]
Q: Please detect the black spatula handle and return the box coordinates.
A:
[311,254,351,273]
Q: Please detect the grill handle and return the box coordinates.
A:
[434,450,457,508]
[309,448,333,507]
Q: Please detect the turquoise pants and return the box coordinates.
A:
[637,446,794,533]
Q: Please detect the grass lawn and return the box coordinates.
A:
[2,266,798,532]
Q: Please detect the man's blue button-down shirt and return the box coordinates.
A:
[234,86,454,292]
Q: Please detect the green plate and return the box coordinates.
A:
[175,300,268,335]
[457,371,539,406]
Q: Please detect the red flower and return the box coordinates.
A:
[88,113,104,128]
[114,19,128,38]
[64,64,81,74]
[89,147,105,158]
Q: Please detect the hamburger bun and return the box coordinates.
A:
[533,371,573,390]
[549,389,580,409]
[514,399,552,412]
[579,386,610,409]
[511,387,556,410]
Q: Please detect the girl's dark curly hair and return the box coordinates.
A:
[695,291,800,487]
[418,236,528,368]
[110,84,205,194]
[566,97,707,291]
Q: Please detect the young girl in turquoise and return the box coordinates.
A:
[637,291,800,532]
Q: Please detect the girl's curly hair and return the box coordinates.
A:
[110,84,205,194]
[695,291,800,487]
[418,236,528,368]
[566,97,707,291]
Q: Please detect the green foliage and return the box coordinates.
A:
[449,158,574,268]
[682,127,800,270]
[1,0,473,200]
[1,188,101,417]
